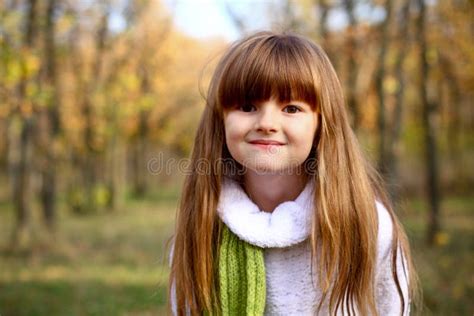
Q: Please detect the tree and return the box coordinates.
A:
[385,0,411,201]
[9,0,38,249]
[37,0,60,236]
[375,0,394,176]
[415,0,441,245]
[342,0,360,130]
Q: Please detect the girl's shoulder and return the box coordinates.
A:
[375,201,396,261]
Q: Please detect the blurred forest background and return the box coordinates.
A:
[0,0,472,315]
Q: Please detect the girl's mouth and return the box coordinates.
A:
[248,139,285,149]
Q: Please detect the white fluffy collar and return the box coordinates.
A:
[217,178,315,248]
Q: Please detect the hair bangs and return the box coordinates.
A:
[217,36,318,111]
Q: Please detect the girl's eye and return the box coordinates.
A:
[283,105,301,114]
[239,103,256,112]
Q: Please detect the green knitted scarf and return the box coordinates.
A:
[218,225,266,315]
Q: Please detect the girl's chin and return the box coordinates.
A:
[243,164,304,175]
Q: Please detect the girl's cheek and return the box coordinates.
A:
[224,123,239,139]
[224,124,243,148]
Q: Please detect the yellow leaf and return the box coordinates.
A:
[434,231,450,247]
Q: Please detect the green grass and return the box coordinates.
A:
[400,196,474,315]
[0,195,176,316]
[0,193,472,315]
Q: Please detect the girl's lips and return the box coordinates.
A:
[248,140,284,145]
[248,140,285,150]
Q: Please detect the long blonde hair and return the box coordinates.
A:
[168,31,419,315]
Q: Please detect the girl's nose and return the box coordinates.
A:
[256,107,278,133]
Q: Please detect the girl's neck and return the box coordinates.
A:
[243,169,307,213]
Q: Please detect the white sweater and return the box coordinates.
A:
[171,179,410,315]
[218,178,410,316]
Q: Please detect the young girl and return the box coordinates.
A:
[168,31,419,315]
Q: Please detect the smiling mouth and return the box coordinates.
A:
[248,140,285,151]
[248,140,285,146]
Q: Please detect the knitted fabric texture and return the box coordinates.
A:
[219,225,266,316]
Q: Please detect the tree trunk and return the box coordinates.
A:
[106,99,125,211]
[317,0,329,42]
[386,0,411,202]
[132,111,148,197]
[107,134,124,211]
[77,4,110,213]
[316,0,331,61]
[9,116,35,249]
[39,0,60,236]
[375,0,394,175]
[131,62,152,198]
[9,0,38,249]
[438,55,461,162]
[415,0,441,245]
[342,0,359,130]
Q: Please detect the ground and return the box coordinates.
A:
[0,191,472,315]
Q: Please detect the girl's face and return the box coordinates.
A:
[224,97,318,174]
